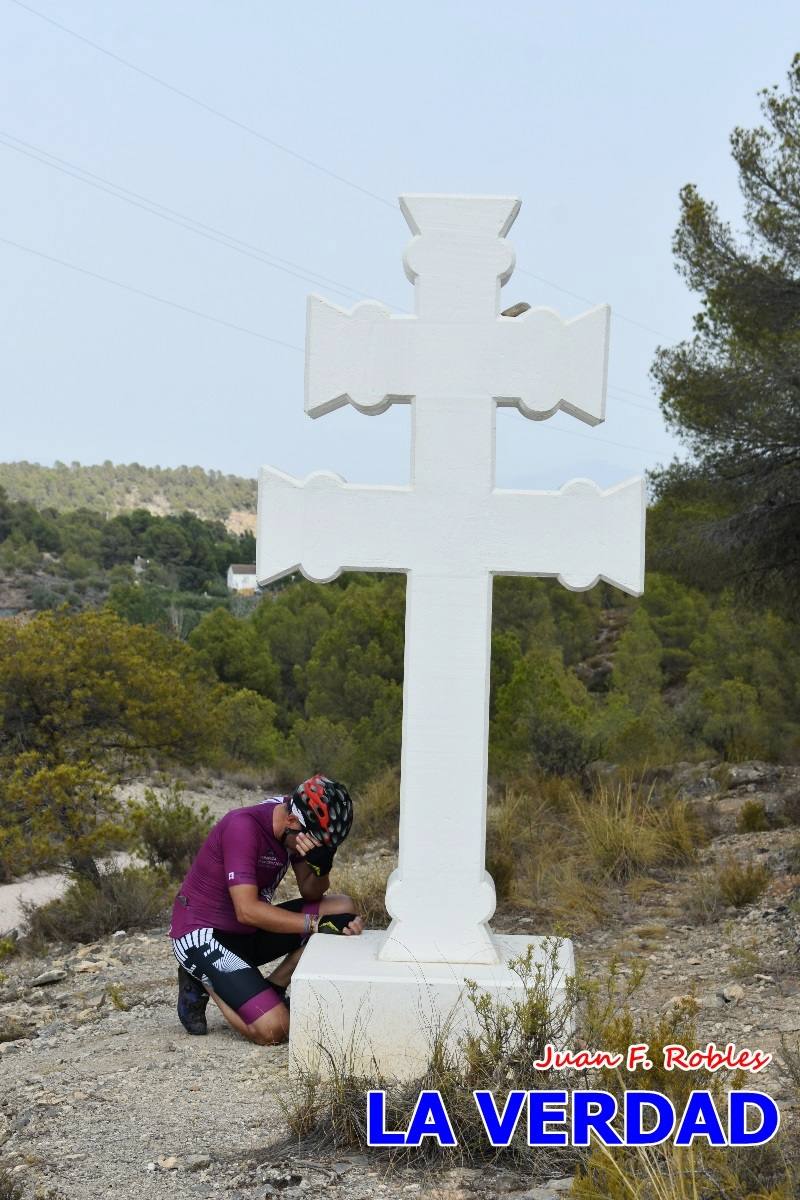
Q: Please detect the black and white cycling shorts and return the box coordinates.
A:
[171,898,319,1025]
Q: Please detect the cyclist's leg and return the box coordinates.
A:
[173,928,289,1045]
[208,986,290,1046]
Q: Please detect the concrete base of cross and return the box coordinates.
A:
[288,931,575,1080]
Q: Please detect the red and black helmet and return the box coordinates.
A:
[290,775,353,848]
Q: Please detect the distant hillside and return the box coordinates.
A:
[0,462,257,527]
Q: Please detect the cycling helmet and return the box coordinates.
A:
[290,775,353,848]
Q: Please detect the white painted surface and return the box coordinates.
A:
[290,930,575,1080]
[226,565,258,592]
[258,194,645,971]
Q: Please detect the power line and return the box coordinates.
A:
[608,393,662,416]
[3,228,674,461]
[0,233,304,351]
[9,0,683,346]
[516,267,676,341]
[0,131,400,306]
[1,227,665,438]
[535,420,666,457]
[608,382,660,402]
[7,0,395,211]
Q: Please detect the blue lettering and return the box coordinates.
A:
[675,1091,727,1147]
[729,1091,780,1146]
[572,1090,623,1146]
[406,1090,457,1147]
[366,1091,406,1146]
[528,1091,568,1146]
[473,1091,526,1147]
[625,1091,676,1146]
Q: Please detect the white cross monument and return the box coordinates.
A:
[258,195,645,1076]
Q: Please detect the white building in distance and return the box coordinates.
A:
[226,563,258,594]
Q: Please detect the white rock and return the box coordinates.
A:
[30,970,66,987]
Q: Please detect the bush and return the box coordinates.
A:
[0,937,18,963]
[737,799,771,833]
[717,855,771,907]
[21,865,172,945]
[127,785,213,878]
[684,856,771,921]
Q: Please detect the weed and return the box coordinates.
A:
[0,937,18,963]
[280,942,799,1197]
[21,865,172,946]
[729,941,763,980]
[737,799,771,833]
[0,1016,34,1043]
[781,1034,800,1100]
[284,937,582,1172]
[717,855,771,907]
[106,983,129,1012]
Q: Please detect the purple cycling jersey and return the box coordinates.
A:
[169,798,296,938]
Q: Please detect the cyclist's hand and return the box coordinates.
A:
[293,831,321,857]
[303,844,336,878]
[317,912,363,936]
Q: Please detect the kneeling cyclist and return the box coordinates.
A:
[169,775,362,1045]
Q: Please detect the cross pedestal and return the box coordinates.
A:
[257,195,645,1076]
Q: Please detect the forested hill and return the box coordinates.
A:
[0,462,257,527]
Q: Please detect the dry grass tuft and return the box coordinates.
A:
[483,777,703,932]
[349,767,400,847]
[332,859,392,928]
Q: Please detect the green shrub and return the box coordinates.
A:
[21,865,172,945]
[737,799,771,832]
[717,856,771,907]
[0,937,18,963]
[127,785,213,878]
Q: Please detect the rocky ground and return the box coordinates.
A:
[0,763,798,1200]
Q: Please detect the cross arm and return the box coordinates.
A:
[306,298,610,425]
[256,468,413,585]
[488,477,646,595]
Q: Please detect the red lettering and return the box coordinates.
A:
[664,1045,690,1070]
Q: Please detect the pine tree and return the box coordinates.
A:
[651,55,800,607]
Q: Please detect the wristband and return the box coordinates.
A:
[302,913,319,943]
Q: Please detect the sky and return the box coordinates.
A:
[1,0,797,492]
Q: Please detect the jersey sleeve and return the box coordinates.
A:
[220,813,260,887]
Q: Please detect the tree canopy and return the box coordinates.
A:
[650,54,800,607]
